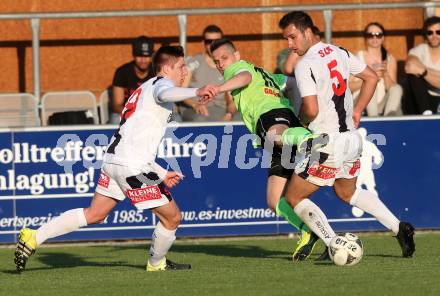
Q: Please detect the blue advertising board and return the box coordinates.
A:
[0,117,439,243]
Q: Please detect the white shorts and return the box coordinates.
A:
[95,163,172,210]
[295,131,363,186]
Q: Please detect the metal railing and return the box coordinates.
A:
[1,1,439,99]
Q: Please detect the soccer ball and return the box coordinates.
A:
[328,233,363,266]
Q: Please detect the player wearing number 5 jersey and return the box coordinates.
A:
[279,11,415,260]
[206,38,331,261]
[14,46,217,272]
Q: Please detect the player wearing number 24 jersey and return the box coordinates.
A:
[279,11,415,260]
[14,46,217,273]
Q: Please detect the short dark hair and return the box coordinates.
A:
[423,16,440,36]
[152,45,184,73]
[279,11,314,33]
[311,26,321,37]
[203,24,223,36]
[210,38,236,53]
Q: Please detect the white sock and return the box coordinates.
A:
[36,208,87,246]
[349,189,400,234]
[294,199,336,246]
[149,222,176,266]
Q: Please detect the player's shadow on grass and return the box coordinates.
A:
[3,251,145,274]
[110,244,291,261]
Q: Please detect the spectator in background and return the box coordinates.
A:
[403,16,440,115]
[350,22,402,116]
[180,25,238,121]
[111,36,155,123]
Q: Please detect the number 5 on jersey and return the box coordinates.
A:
[327,59,346,96]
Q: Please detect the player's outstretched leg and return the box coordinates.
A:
[348,188,416,257]
[14,228,37,272]
[147,201,191,272]
[281,127,329,154]
[146,222,191,271]
[396,222,415,258]
[275,197,319,261]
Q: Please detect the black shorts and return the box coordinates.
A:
[255,108,302,179]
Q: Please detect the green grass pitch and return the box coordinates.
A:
[1,232,439,296]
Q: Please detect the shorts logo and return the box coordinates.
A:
[126,186,162,204]
[349,159,361,176]
[274,117,290,124]
[307,162,339,179]
[98,172,110,188]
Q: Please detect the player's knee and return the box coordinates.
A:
[334,187,354,203]
[171,211,182,228]
[162,211,181,230]
[84,208,108,224]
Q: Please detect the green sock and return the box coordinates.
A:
[281,127,311,146]
[275,197,309,232]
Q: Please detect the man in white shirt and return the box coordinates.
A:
[278,11,415,260]
[403,16,440,115]
[14,46,216,272]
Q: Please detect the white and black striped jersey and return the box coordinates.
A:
[295,42,366,134]
[104,76,197,177]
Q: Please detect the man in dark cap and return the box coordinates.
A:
[111,36,155,122]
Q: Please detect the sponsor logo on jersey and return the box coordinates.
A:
[126,185,162,204]
[264,88,280,97]
[307,162,339,179]
[98,172,110,188]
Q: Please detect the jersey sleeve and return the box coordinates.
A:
[294,60,317,97]
[224,60,252,81]
[348,51,367,75]
[153,78,197,103]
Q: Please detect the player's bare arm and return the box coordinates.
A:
[200,72,251,105]
[218,71,252,93]
[353,66,379,127]
[299,95,319,124]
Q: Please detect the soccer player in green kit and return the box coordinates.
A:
[204,38,328,261]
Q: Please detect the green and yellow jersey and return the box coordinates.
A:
[223,60,293,134]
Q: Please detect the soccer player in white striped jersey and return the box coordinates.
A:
[14,45,217,272]
[278,11,415,259]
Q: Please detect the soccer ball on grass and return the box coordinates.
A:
[328,233,363,266]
